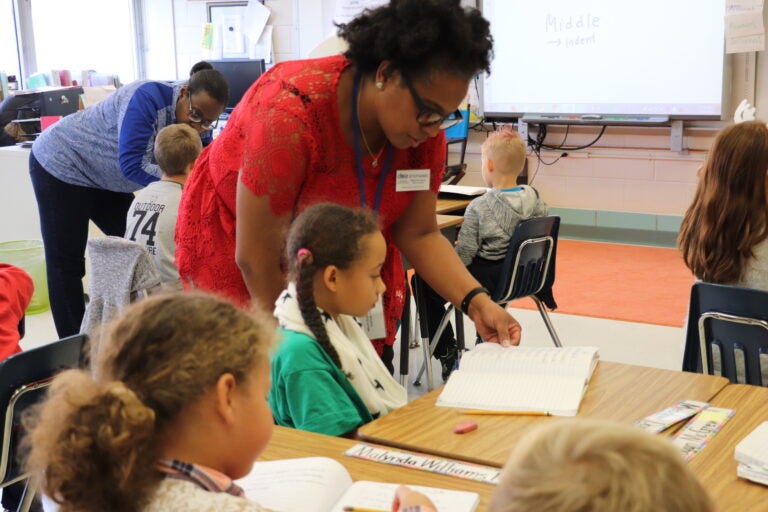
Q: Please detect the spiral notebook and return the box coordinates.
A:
[437,344,600,416]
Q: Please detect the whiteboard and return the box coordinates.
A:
[482,0,728,120]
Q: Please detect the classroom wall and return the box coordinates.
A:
[166,1,767,232]
[171,0,297,76]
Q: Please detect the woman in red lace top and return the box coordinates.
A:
[176,0,521,368]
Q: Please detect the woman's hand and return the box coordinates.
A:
[392,485,437,512]
[467,293,521,346]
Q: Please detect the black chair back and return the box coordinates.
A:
[682,282,768,386]
[0,334,87,487]
[493,216,560,309]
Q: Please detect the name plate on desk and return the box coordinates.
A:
[345,444,502,484]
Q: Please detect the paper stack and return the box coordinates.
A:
[735,421,768,485]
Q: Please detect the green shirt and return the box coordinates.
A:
[269,328,373,436]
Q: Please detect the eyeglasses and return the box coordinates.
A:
[401,74,463,130]
[187,91,218,130]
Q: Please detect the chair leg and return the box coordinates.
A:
[533,296,562,347]
[413,307,454,390]
[412,277,435,390]
[455,307,465,366]
[399,285,411,388]
[408,300,420,349]
[16,478,35,512]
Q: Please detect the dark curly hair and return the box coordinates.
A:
[338,0,493,80]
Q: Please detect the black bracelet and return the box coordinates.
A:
[460,287,490,315]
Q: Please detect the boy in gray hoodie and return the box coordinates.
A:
[416,127,548,380]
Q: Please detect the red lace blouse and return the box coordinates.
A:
[176,55,445,351]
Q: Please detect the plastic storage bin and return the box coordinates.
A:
[0,240,50,314]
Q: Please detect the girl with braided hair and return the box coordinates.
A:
[270,203,408,437]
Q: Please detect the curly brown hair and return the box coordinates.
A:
[23,292,275,512]
[678,121,768,283]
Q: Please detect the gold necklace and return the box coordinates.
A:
[356,82,386,167]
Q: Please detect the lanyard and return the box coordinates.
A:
[351,71,394,214]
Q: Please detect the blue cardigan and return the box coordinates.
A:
[32,80,212,193]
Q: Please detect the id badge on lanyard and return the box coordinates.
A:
[352,71,391,340]
[360,296,386,339]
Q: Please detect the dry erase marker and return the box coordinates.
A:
[461,410,552,416]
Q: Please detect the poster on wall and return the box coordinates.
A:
[207,1,267,59]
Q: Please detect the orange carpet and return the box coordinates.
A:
[508,240,695,327]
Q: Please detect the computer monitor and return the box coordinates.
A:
[208,59,266,113]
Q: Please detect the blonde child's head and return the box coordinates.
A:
[481,126,526,187]
[678,120,768,283]
[24,292,275,512]
[489,418,714,512]
[154,123,202,177]
[284,203,386,368]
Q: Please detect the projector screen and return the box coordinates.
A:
[482,0,727,120]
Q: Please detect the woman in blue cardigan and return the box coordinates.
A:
[29,63,228,337]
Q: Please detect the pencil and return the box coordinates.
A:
[342,507,389,512]
[461,410,552,416]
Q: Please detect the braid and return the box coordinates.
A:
[295,259,342,368]
[285,203,380,369]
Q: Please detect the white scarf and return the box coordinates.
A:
[274,283,407,418]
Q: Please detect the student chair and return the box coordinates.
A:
[414,215,563,390]
[0,333,87,512]
[80,237,161,334]
[682,282,768,386]
[442,107,470,185]
[80,237,161,370]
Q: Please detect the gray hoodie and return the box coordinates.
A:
[455,185,548,265]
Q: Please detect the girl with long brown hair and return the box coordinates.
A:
[678,120,768,289]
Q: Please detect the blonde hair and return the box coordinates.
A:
[481,126,526,176]
[24,292,275,512]
[489,419,714,512]
[678,121,768,284]
[154,123,202,177]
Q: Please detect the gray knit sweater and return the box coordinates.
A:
[455,186,548,265]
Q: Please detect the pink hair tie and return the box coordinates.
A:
[297,248,312,258]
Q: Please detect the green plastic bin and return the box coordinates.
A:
[0,240,50,315]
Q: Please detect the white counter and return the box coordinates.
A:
[0,146,40,242]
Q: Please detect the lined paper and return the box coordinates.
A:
[437,344,599,416]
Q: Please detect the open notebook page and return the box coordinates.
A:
[437,344,599,416]
[237,457,352,512]
[736,421,768,469]
[331,481,479,512]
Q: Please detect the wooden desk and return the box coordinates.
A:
[258,426,495,510]
[687,385,768,512]
[436,197,472,214]
[436,214,464,229]
[359,361,729,467]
